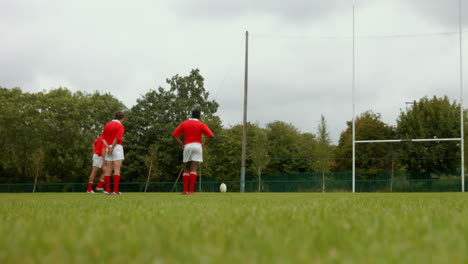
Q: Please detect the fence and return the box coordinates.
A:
[0,171,465,193]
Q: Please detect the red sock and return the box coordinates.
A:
[97,180,104,189]
[189,171,197,193]
[87,182,93,192]
[104,176,111,193]
[113,175,120,193]
[182,172,189,193]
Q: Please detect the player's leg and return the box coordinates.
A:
[112,159,123,194]
[103,159,113,194]
[189,161,200,193]
[87,166,99,193]
[96,148,106,192]
[190,161,200,172]
[184,162,191,172]
[88,167,98,183]
[187,143,203,193]
[87,154,102,193]
[96,161,106,192]
[111,144,124,194]
[181,162,190,194]
[181,145,191,194]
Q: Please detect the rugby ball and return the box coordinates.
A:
[219,183,227,193]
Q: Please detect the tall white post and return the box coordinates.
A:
[241,31,249,192]
[460,0,465,192]
[352,5,356,193]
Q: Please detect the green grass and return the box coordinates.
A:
[1,193,468,263]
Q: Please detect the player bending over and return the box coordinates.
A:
[172,109,214,194]
[86,136,106,193]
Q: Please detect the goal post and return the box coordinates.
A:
[351,1,465,192]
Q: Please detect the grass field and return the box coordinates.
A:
[1,193,468,264]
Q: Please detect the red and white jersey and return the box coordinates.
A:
[102,120,125,146]
[172,118,214,144]
[93,136,104,156]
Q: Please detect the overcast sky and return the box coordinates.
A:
[2,0,468,143]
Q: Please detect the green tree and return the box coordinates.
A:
[297,132,318,173]
[265,121,316,174]
[37,88,125,183]
[316,115,332,191]
[124,69,220,182]
[333,111,395,180]
[248,124,269,191]
[0,87,38,183]
[31,149,45,193]
[0,87,125,183]
[396,96,461,175]
[206,124,243,183]
[144,144,159,192]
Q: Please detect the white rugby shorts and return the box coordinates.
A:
[183,143,203,163]
[92,154,103,168]
[105,144,125,161]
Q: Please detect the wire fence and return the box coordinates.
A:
[0,171,465,193]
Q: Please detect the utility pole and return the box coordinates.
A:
[241,31,249,192]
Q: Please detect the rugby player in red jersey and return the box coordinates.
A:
[86,136,106,193]
[172,109,214,194]
[101,112,125,195]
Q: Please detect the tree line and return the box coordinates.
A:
[1,69,467,184]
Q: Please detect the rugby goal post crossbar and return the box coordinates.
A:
[355,138,462,144]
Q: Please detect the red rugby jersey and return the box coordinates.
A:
[102,120,125,146]
[172,119,213,144]
[93,136,104,156]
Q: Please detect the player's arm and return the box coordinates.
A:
[203,135,213,148]
[102,139,112,154]
[172,124,184,149]
[107,139,118,154]
[202,124,214,148]
[110,139,118,149]
[173,136,184,149]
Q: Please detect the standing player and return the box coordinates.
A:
[101,111,125,195]
[172,109,214,194]
[86,136,106,193]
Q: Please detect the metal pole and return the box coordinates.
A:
[355,138,461,143]
[241,31,249,192]
[352,5,356,193]
[460,0,465,192]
